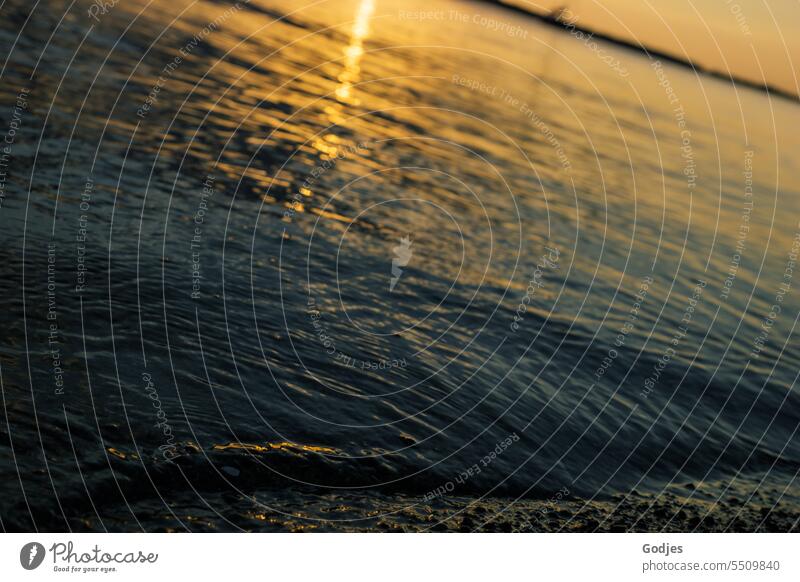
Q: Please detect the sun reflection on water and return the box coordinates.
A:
[304,0,376,217]
[335,0,375,104]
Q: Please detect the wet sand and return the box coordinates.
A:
[59,487,798,532]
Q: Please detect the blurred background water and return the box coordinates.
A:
[0,0,798,530]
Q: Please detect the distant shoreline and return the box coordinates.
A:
[480,0,799,103]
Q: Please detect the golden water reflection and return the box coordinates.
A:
[305,0,375,217]
[335,0,375,104]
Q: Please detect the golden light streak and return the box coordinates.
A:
[335,0,375,104]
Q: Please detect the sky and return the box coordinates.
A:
[502,0,800,97]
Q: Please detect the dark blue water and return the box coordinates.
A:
[0,0,798,531]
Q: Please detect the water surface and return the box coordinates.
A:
[0,0,798,531]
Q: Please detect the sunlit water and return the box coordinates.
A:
[0,0,798,530]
